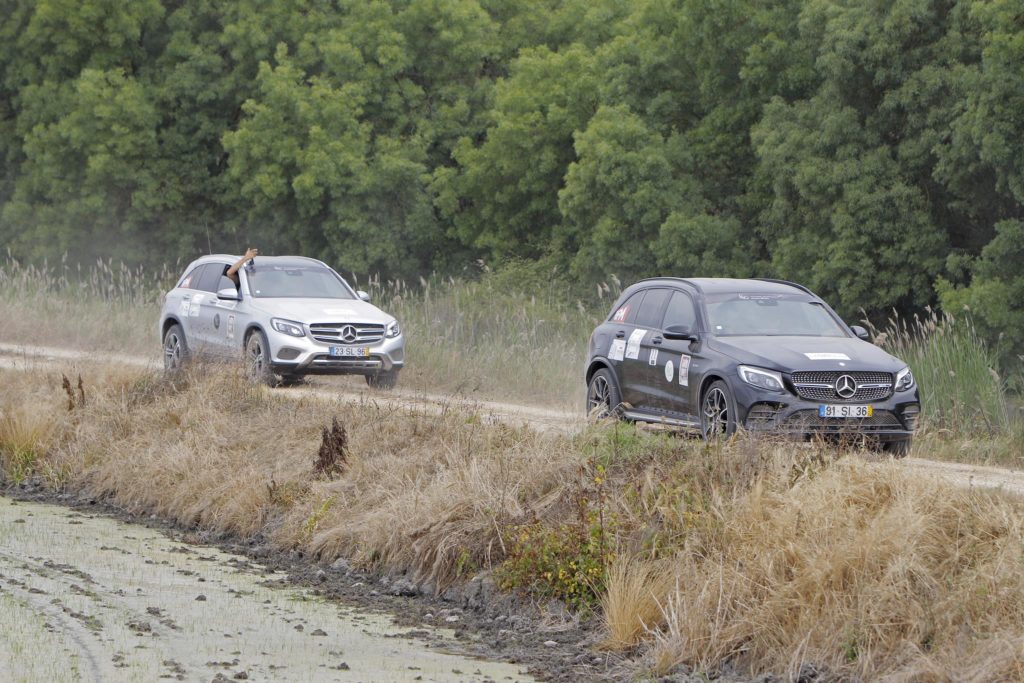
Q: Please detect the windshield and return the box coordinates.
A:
[705,294,846,337]
[246,265,355,299]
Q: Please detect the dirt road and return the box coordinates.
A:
[1,341,1021,498]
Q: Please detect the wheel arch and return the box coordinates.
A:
[585,359,615,387]
[161,316,183,340]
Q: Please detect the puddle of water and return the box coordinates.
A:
[0,496,534,682]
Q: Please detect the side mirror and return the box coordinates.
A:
[216,287,241,301]
[663,324,697,341]
[850,325,871,341]
[357,290,370,302]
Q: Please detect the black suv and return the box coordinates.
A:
[584,278,920,455]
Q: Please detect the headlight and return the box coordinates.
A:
[386,320,401,338]
[738,365,785,392]
[895,366,915,392]
[271,318,305,338]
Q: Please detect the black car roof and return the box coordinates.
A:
[629,277,815,297]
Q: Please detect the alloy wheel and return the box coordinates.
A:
[164,332,182,370]
[587,374,612,417]
[702,386,730,439]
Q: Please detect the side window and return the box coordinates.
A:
[196,264,226,293]
[178,266,202,290]
[662,291,697,330]
[634,288,670,328]
[610,292,643,324]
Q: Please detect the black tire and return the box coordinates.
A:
[701,379,738,441]
[365,369,399,390]
[586,368,622,419]
[883,437,912,458]
[163,323,190,372]
[245,329,276,386]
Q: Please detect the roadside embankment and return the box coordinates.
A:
[4,364,1024,681]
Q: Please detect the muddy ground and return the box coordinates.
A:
[3,482,692,683]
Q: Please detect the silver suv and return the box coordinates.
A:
[159,255,404,387]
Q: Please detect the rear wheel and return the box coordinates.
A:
[365,369,399,390]
[245,329,276,386]
[163,324,190,372]
[586,368,622,419]
[701,380,737,441]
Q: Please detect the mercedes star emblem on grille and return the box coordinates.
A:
[835,374,858,399]
[340,325,358,343]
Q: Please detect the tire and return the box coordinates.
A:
[701,379,738,441]
[163,323,190,372]
[586,368,622,419]
[245,329,276,386]
[365,369,399,390]
[883,437,912,458]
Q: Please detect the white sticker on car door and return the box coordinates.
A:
[679,354,691,387]
[625,328,646,360]
[648,348,658,366]
[189,293,204,317]
[665,360,674,383]
[608,339,626,361]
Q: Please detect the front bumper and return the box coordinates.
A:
[264,327,405,376]
[735,381,919,444]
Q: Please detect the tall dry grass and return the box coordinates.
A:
[5,365,1024,678]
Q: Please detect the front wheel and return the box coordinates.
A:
[586,368,622,419]
[245,329,276,386]
[701,380,737,441]
[163,324,190,372]
[883,437,912,458]
[365,369,399,390]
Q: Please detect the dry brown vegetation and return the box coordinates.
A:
[3,365,1024,680]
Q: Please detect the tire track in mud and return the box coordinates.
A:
[0,552,111,682]
[0,341,1020,494]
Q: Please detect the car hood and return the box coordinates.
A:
[247,298,394,324]
[710,335,906,373]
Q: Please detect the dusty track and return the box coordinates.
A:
[1,341,1021,497]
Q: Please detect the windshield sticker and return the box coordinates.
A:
[739,294,782,300]
[181,276,192,289]
[664,359,674,383]
[679,354,691,387]
[612,304,630,323]
[625,328,646,359]
[805,352,850,360]
[608,339,626,361]
[648,348,658,366]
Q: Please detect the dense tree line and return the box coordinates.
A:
[0,0,1021,360]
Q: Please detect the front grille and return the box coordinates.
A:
[309,322,385,345]
[789,371,893,403]
[778,409,904,433]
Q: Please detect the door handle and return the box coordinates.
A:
[615,331,625,339]
[652,335,663,345]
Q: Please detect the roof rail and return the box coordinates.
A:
[753,278,814,295]
[634,277,704,293]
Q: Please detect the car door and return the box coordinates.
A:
[196,263,240,357]
[189,263,228,356]
[619,288,670,411]
[651,289,702,420]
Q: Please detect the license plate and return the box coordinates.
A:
[329,346,370,358]
[819,404,873,418]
